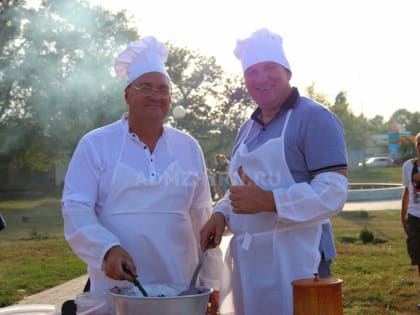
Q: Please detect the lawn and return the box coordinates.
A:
[0,197,85,307]
[331,210,419,314]
[348,165,402,183]
[2,166,418,314]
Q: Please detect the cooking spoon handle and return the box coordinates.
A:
[188,237,214,287]
[122,264,148,297]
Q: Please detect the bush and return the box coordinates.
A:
[359,226,374,244]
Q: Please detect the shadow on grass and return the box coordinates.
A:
[338,236,387,244]
[336,210,389,245]
[339,210,371,219]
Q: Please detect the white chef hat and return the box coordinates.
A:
[114,36,170,87]
[233,28,291,73]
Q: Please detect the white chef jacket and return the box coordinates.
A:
[62,113,222,291]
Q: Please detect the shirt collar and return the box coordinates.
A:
[251,87,299,126]
[120,112,167,139]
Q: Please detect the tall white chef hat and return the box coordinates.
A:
[114,36,170,87]
[233,28,291,73]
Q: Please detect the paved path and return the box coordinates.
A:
[16,274,89,309]
[343,199,400,211]
[4,199,401,311]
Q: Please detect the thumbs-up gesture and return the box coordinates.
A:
[238,166,255,186]
[230,166,276,214]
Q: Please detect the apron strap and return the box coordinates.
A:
[236,218,328,251]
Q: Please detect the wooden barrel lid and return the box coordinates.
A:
[292,273,343,288]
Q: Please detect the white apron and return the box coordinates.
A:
[220,110,326,315]
[88,129,199,291]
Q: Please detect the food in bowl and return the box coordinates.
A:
[112,284,178,297]
[109,284,213,315]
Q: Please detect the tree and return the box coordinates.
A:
[0,0,248,178]
[165,44,224,143]
[404,111,420,135]
[0,0,138,171]
[368,115,389,134]
[208,74,253,159]
[164,44,251,160]
[388,108,412,128]
[328,91,371,165]
[305,82,331,107]
[398,136,416,161]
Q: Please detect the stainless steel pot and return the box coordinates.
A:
[109,284,213,315]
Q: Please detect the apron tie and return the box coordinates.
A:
[237,232,253,250]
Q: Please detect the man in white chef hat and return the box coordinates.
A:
[62,36,222,314]
[200,28,348,315]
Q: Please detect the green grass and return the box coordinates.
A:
[348,165,402,183]
[2,166,417,313]
[331,210,419,314]
[0,198,86,307]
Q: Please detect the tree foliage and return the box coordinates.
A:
[1,0,419,180]
[164,44,251,159]
[166,44,224,143]
[203,74,252,159]
[0,0,139,171]
[0,0,244,174]
[398,136,417,161]
[327,91,369,151]
[304,84,420,164]
[305,82,331,107]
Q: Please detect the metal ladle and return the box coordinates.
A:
[123,264,148,297]
[178,237,214,296]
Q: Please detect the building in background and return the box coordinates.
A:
[348,123,414,167]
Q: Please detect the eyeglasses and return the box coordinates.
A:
[131,85,171,98]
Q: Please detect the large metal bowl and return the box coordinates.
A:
[109,284,213,315]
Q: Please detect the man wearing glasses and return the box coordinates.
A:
[61,36,221,314]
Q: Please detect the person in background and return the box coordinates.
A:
[207,166,217,201]
[401,132,420,309]
[214,154,230,200]
[61,36,222,314]
[200,28,348,315]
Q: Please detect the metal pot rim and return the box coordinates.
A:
[109,284,213,300]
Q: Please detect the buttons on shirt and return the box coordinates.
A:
[148,154,156,179]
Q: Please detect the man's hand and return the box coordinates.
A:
[104,245,137,282]
[229,166,276,214]
[401,217,408,235]
[200,213,226,250]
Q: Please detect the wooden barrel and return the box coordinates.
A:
[291,273,343,315]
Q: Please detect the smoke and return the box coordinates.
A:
[0,0,137,161]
